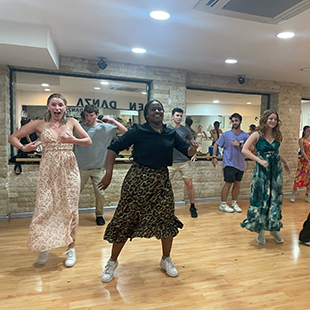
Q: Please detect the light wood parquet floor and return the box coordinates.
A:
[1,195,310,310]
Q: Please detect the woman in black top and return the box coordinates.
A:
[98,100,198,283]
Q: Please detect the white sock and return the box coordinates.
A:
[232,200,237,205]
[220,201,226,205]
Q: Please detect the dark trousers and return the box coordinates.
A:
[299,212,310,242]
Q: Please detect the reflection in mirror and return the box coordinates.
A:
[10,71,149,158]
[14,71,148,131]
[186,89,262,154]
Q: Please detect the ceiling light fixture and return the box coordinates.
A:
[150,11,170,20]
[141,91,147,95]
[132,48,146,54]
[41,83,49,87]
[100,81,109,85]
[94,87,101,90]
[44,88,51,92]
[247,102,252,104]
[213,100,219,103]
[225,59,238,64]
[276,32,295,39]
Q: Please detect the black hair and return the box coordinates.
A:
[302,125,310,138]
[172,107,183,115]
[84,104,99,114]
[98,115,104,120]
[186,117,193,126]
[144,100,164,121]
[249,124,256,131]
[229,113,242,122]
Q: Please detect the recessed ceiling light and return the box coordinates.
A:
[44,88,51,91]
[100,81,109,85]
[132,48,146,54]
[141,91,147,95]
[247,102,252,104]
[225,59,238,64]
[42,83,49,87]
[276,32,295,39]
[150,11,170,20]
[213,100,219,103]
[301,68,310,71]
[94,87,101,90]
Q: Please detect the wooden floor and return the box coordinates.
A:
[1,196,310,310]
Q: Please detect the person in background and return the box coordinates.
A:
[196,125,208,153]
[212,113,249,213]
[241,109,290,244]
[185,117,197,140]
[169,108,198,218]
[98,100,198,283]
[248,124,256,135]
[8,93,92,267]
[80,111,86,124]
[18,117,38,157]
[210,121,223,146]
[74,105,127,226]
[290,125,310,203]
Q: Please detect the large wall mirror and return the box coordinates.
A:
[186,88,266,154]
[10,70,150,157]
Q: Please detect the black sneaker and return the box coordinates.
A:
[96,216,105,226]
[189,206,198,218]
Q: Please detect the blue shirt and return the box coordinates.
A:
[216,130,249,171]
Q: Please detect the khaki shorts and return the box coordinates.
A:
[169,161,192,179]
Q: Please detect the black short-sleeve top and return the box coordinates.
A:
[108,122,190,169]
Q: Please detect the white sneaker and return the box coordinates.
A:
[63,248,76,267]
[270,231,284,243]
[232,202,242,213]
[101,259,118,283]
[160,257,178,277]
[305,195,310,203]
[37,251,49,264]
[290,193,296,203]
[219,203,234,213]
[256,230,265,244]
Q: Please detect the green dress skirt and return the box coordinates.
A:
[241,137,283,233]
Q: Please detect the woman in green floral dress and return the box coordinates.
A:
[241,110,290,244]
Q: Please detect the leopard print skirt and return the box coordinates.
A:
[104,163,183,243]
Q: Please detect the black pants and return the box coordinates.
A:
[299,212,310,242]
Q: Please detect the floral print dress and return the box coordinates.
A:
[28,127,80,252]
[241,136,283,233]
[293,138,310,190]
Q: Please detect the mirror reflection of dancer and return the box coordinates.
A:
[241,110,290,244]
[98,100,198,283]
[8,93,92,266]
[210,121,223,146]
[290,125,310,203]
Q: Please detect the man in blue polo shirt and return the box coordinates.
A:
[212,113,249,213]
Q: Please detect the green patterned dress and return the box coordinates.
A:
[241,136,283,233]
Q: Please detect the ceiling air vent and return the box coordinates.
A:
[194,0,310,24]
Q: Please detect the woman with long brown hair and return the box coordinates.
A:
[8,93,91,267]
[241,109,290,244]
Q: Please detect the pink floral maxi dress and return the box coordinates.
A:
[28,127,80,252]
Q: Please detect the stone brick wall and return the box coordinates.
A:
[0,66,10,217]
[0,57,307,216]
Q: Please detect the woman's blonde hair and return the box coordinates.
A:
[44,93,68,124]
[256,109,282,142]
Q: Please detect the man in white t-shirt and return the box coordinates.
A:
[74,105,127,225]
[168,108,198,218]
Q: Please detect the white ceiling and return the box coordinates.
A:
[2,0,310,87]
